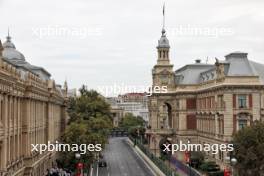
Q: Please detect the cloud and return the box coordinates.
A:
[0,0,263,91]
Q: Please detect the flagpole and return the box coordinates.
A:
[163,2,165,29]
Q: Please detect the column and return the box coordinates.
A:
[215,114,219,137]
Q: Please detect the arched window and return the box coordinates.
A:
[162,103,172,128]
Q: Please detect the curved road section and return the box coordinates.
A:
[93,137,155,176]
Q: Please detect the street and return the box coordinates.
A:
[92,137,155,176]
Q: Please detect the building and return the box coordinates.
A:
[146,25,264,168]
[0,34,68,176]
[118,93,148,109]
[67,88,77,98]
[118,93,149,123]
[106,97,125,127]
[106,93,149,126]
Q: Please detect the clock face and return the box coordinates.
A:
[160,75,168,84]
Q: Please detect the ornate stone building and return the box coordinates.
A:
[147,26,264,167]
[0,34,68,176]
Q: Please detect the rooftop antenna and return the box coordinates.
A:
[206,56,209,64]
[161,2,166,36]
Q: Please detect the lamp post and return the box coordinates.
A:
[154,138,157,156]
[230,158,237,176]
[75,153,83,176]
[75,153,81,160]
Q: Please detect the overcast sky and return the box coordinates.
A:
[0,0,264,95]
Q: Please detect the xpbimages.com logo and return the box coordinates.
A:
[31,141,102,154]
[96,83,168,97]
[163,141,234,154]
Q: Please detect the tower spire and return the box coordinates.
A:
[162,2,165,30]
[162,2,166,36]
[7,27,11,41]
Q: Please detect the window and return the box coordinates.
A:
[187,115,196,130]
[238,95,247,108]
[0,142,2,168]
[238,119,247,130]
[217,95,224,109]
[160,75,168,84]
[0,99,2,122]
[176,99,180,109]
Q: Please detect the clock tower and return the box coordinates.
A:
[152,28,174,88]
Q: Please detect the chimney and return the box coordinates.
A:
[225,52,248,60]
[195,59,201,64]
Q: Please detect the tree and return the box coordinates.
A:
[59,86,112,171]
[119,113,145,129]
[59,121,94,170]
[233,121,264,176]
[67,85,111,123]
[119,113,146,142]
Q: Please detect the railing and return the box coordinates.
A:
[129,136,178,176]
[170,157,201,176]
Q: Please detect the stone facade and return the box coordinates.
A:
[111,107,125,128]
[0,36,68,176]
[146,28,264,168]
[106,94,149,127]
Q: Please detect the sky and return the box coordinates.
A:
[0,0,264,95]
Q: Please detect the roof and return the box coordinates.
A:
[225,52,257,76]
[121,93,146,97]
[174,52,264,85]
[249,60,264,84]
[157,29,170,48]
[175,63,214,84]
[2,43,25,61]
[2,35,51,79]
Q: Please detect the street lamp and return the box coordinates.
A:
[75,153,81,160]
[154,138,157,156]
[75,153,83,176]
[230,158,237,176]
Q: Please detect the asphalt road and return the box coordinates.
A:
[93,137,155,176]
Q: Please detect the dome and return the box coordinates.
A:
[2,35,25,61]
[157,28,170,48]
[3,36,16,48]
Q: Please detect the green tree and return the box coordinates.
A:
[58,86,112,171]
[233,121,264,176]
[119,113,145,129]
[68,86,111,123]
[119,113,146,142]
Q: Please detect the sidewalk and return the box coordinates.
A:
[127,138,166,176]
